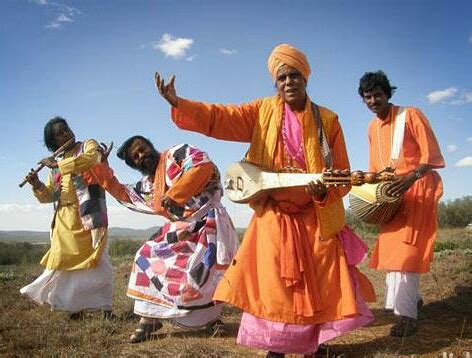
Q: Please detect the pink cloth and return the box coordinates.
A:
[282,103,306,167]
[236,226,373,354]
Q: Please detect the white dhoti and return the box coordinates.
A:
[20,251,113,313]
[385,271,421,319]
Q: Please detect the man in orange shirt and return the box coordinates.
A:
[155,44,375,357]
[358,71,445,337]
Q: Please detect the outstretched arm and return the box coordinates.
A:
[155,72,259,142]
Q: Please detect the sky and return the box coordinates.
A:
[0,0,471,231]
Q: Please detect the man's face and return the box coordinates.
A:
[276,64,307,110]
[362,87,390,118]
[51,122,75,149]
[126,138,159,176]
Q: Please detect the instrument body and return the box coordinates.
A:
[349,182,402,224]
[224,162,395,204]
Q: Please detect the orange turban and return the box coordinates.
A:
[267,44,311,81]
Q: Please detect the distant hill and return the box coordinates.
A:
[0,231,49,242]
[0,227,160,242]
[0,226,247,243]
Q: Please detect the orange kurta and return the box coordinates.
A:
[172,96,375,325]
[367,105,445,273]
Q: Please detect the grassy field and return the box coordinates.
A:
[0,228,470,357]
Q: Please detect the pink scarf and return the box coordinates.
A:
[282,103,306,167]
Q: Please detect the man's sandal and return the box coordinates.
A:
[389,316,418,337]
[129,321,163,343]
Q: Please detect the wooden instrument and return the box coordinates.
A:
[224,162,396,203]
[349,182,402,224]
[19,138,74,188]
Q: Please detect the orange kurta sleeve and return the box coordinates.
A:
[171,98,261,142]
[86,162,131,203]
[407,108,445,169]
[165,163,214,206]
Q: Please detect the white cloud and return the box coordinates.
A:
[45,22,61,29]
[154,33,194,59]
[469,34,472,44]
[186,55,196,62]
[426,87,458,104]
[46,13,74,29]
[219,48,238,55]
[57,13,73,22]
[467,137,472,143]
[455,157,472,167]
[451,92,472,105]
[447,144,458,153]
[32,0,81,30]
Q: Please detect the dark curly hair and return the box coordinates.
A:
[358,70,397,99]
[43,116,70,152]
[117,135,156,169]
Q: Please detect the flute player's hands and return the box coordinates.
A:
[25,169,43,190]
[38,156,58,169]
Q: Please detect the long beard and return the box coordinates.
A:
[139,153,159,176]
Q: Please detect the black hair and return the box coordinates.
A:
[358,70,397,99]
[43,116,69,152]
[117,135,156,169]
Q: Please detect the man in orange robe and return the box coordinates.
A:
[155,44,375,357]
[358,71,445,337]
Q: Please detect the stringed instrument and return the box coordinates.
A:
[224,161,396,203]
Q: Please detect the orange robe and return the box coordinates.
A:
[367,105,445,273]
[172,96,375,325]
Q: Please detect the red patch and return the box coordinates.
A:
[167,283,181,296]
[198,231,208,247]
[167,162,181,180]
[172,242,193,254]
[182,284,203,302]
[139,244,151,258]
[166,268,187,284]
[174,255,190,269]
[135,272,150,287]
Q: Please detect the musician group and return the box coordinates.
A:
[20,44,444,357]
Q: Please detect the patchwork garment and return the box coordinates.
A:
[51,143,108,249]
[122,144,239,317]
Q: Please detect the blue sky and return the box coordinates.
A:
[0,0,471,231]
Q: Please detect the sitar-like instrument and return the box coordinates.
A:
[224,161,396,204]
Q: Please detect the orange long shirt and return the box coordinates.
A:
[172,97,375,325]
[367,105,445,273]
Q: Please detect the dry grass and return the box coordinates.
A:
[0,230,471,357]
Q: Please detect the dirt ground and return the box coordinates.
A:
[0,233,470,357]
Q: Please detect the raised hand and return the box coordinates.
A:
[99,142,113,162]
[155,72,178,107]
[38,156,58,169]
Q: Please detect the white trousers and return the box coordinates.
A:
[385,271,421,319]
